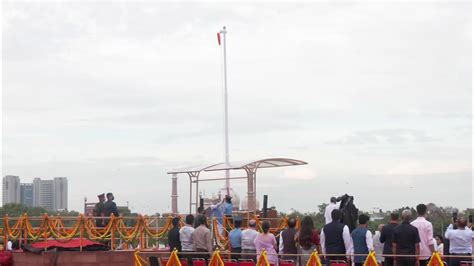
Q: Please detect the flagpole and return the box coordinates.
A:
[219,26,231,196]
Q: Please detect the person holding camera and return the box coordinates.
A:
[444,216,474,266]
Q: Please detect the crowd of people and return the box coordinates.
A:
[166,200,473,266]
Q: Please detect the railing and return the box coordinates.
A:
[134,249,472,266]
[0,214,294,251]
[1,214,172,251]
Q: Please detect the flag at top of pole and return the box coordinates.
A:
[217,32,221,45]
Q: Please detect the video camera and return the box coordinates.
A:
[452,208,459,229]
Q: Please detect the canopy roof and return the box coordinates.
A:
[167,163,220,174]
[168,158,307,174]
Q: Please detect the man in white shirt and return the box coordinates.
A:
[321,209,352,265]
[180,214,195,264]
[445,217,474,266]
[324,197,340,224]
[410,204,434,266]
[373,224,385,264]
[241,219,259,260]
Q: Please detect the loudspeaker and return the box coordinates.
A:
[263,195,268,218]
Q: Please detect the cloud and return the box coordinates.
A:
[326,129,439,145]
[2,1,471,213]
[278,166,317,181]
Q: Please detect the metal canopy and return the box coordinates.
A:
[204,158,308,172]
[168,157,308,214]
[167,163,220,175]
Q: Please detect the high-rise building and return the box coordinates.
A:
[53,177,68,211]
[32,178,41,207]
[20,183,34,207]
[33,178,54,211]
[32,177,68,211]
[2,175,21,205]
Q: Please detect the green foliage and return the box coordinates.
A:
[0,203,81,217]
[117,206,140,226]
[0,203,48,217]
[0,203,84,227]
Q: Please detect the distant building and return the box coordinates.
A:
[3,176,68,211]
[32,177,68,211]
[2,175,21,205]
[369,208,387,221]
[34,178,54,211]
[53,177,68,211]
[20,183,34,207]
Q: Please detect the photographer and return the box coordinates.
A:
[444,216,474,266]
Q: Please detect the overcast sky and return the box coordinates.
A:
[2,1,472,214]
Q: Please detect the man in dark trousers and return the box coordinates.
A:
[194,207,204,228]
[351,214,373,266]
[93,193,106,227]
[321,209,352,266]
[380,212,400,266]
[279,217,298,261]
[192,215,213,260]
[103,192,119,219]
[229,217,243,260]
[392,209,420,266]
[102,193,119,248]
[168,217,182,252]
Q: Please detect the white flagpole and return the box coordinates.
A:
[220,26,230,196]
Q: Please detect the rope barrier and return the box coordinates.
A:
[132,250,473,266]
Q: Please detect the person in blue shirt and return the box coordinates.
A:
[211,198,225,236]
[224,195,233,217]
[351,214,374,266]
[229,217,243,260]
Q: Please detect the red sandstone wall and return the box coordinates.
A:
[12,251,137,266]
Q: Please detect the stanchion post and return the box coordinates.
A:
[111,214,115,250]
[3,215,8,250]
[18,215,23,250]
[80,215,84,252]
[139,216,144,250]
[24,222,27,246]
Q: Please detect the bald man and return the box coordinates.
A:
[445,216,474,266]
